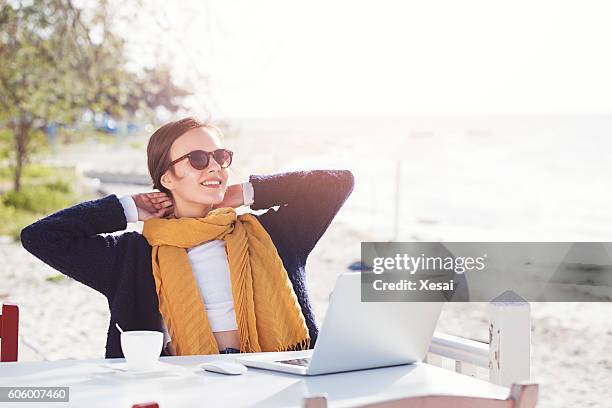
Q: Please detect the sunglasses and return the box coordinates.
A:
[167,149,233,172]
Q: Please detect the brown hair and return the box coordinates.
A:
[147,116,223,195]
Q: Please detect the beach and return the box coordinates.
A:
[2,115,611,407]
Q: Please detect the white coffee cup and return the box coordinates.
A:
[120,331,163,371]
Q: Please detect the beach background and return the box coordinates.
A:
[2,115,611,407]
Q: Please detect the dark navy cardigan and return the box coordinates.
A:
[20,170,355,358]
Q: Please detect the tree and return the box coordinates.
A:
[123,66,192,118]
[0,0,190,191]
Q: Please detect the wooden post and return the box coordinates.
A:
[488,291,531,386]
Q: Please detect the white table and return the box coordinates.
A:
[0,353,510,407]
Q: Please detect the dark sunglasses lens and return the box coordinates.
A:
[188,151,210,170]
[212,149,233,168]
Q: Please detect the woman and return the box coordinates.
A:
[20,117,354,358]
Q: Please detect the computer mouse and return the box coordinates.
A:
[200,360,248,375]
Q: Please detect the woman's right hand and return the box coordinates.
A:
[132,192,175,221]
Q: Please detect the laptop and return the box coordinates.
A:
[236,272,443,375]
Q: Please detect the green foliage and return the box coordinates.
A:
[23,164,56,179]
[0,164,64,183]
[0,164,86,241]
[45,274,65,283]
[1,0,191,121]
[0,0,191,190]
[0,201,37,241]
[0,128,11,161]
[129,141,144,150]
[43,179,71,194]
[2,184,74,213]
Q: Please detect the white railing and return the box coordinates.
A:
[425,295,531,387]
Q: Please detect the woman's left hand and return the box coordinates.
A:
[212,184,244,209]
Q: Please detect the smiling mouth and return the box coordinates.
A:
[200,180,223,189]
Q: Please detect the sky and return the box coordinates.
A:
[118,0,612,118]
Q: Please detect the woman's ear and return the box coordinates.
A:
[160,171,174,191]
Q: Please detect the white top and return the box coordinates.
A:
[118,182,255,349]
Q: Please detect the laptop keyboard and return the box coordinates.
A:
[275,357,311,367]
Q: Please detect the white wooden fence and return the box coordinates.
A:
[425,297,531,387]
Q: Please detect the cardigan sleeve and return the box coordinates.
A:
[249,170,354,263]
[20,194,131,299]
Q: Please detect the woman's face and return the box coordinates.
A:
[161,127,228,206]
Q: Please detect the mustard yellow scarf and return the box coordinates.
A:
[141,207,310,355]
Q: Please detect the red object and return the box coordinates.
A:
[0,303,19,362]
[132,403,159,408]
